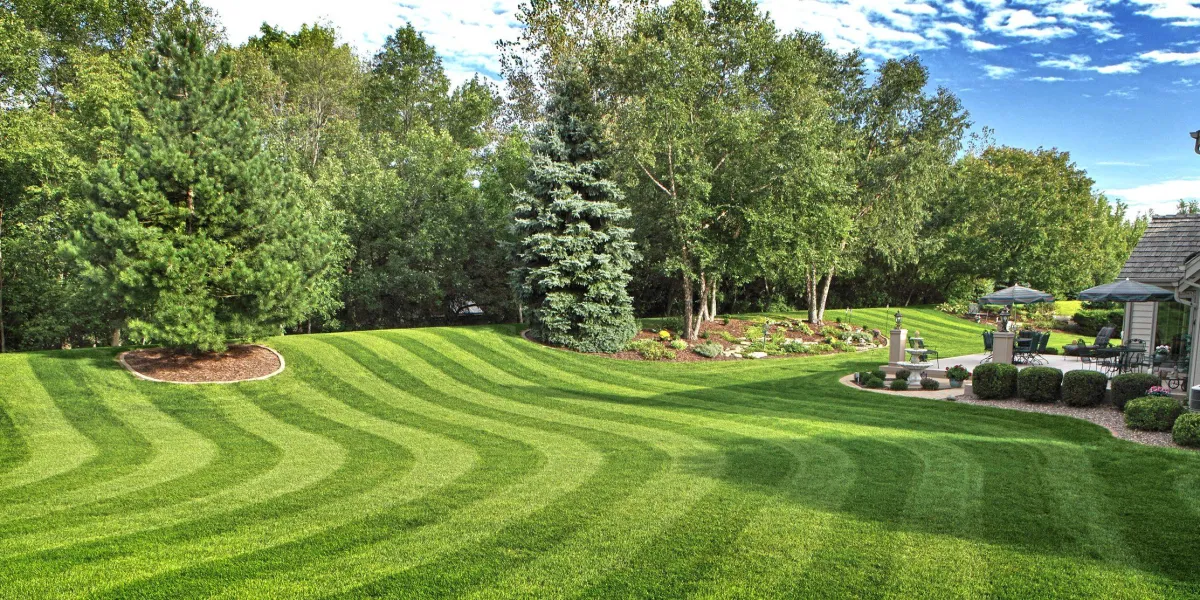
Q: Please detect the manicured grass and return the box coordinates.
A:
[2,308,1200,597]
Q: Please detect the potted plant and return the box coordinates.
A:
[947,365,970,388]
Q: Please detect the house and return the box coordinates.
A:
[1117,214,1200,390]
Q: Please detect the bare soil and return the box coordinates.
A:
[121,344,283,383]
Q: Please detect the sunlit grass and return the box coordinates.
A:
[1,309,1198,598]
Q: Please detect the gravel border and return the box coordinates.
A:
[118,344,286,385]
[838,374,1189,450]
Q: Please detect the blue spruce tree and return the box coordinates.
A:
[511,68,639,353]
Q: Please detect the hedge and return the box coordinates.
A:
[1018,367,1063,403]
[973,363,1018,399]
[1173,413,1200,447]
[1073,308,1124,336]
[1061,370,1108,407]
[1125,396,1184,431]
[1110,373,1161,411]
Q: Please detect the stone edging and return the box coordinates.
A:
[836,373,966,400]
[117,344,286,385]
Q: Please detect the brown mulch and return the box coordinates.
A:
[121,344,282,383]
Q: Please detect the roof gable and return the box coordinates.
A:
[1119,215,1200,283]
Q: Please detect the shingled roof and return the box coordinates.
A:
[1118,214,1200,284]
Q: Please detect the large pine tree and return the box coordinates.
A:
[511,68,639,353]
[67,25,344,352]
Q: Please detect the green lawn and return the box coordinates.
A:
[2,307,1199,598]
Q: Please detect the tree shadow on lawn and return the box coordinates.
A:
[575,374,1200,588]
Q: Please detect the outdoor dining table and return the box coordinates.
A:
[1093,346,1147,376]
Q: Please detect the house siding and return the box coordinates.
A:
[1124,301,1157,346]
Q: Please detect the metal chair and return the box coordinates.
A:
[981,331,994,363]
[1014,331,1038,364]
[910,337,940,367]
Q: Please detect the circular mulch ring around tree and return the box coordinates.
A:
[118,344,285,384]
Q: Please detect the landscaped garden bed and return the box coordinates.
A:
[597,317,886,361]
[119,344,284,383]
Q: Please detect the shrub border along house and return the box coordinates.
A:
[973,363,1018,399]
[1124,396,1184,431]
[1018,367,1063,403]
[1061,370,1109,407]
[1173,413,1200,447]
[1110,373,1162,411]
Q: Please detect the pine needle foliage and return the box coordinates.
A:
[66,26,344,352]
[510,68,639,353]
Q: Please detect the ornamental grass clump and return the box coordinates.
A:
[1125,396,1184,431]
[1018,367,1063,403]
[972,363,1017,400]
[692,342,722,358]
[1061,370,1108,407]
[1111,373,1162,411]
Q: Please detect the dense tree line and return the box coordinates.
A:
[0,0,1145,351]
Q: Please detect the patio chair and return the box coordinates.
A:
[1034,331,1050,365]
[1015,331,1039,365]
[981,331,994,363]
[1079,326,1115,368]
[909,337,940,367]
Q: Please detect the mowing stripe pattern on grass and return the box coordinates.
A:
[1,307,1200,598]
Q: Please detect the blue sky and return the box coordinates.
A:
[205,0,1200,216]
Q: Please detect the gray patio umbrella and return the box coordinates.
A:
[979,284,1055,305]
[1078,279,1175,302]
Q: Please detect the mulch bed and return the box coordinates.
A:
[120,344,283,384]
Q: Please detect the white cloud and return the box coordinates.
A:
[1107,178,1200,214]
[1037,53,1142,74]
[982,8,1074,39]
[204,0,524,85]
[1132,0,1200,26]
[984,64,1018,79]
[1026,75,1066,82]
[765,0,943,59]
[1105,86,1140,99]
[1141,49,1200,65]
[205,0,410,52]
[967,39,1004,51]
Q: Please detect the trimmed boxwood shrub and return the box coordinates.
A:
[1125,396,1184,431]
[1111,373,1162,411]
[1173,413,1200,447]
[890,378,910,391]
[867,369,886,382]
[864,376,885,389]
[1018,367,1063,403]
[920,378,940,391]
[895,369,911,381]
[1061,370,1108,407]
[973,363,1018,399]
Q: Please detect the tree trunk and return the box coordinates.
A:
[709,282,718,321]
[692,273,707,339]
[817,266,835,324]
[111,328,122,348]
[806,267,818,324]
[682,272,695,340]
